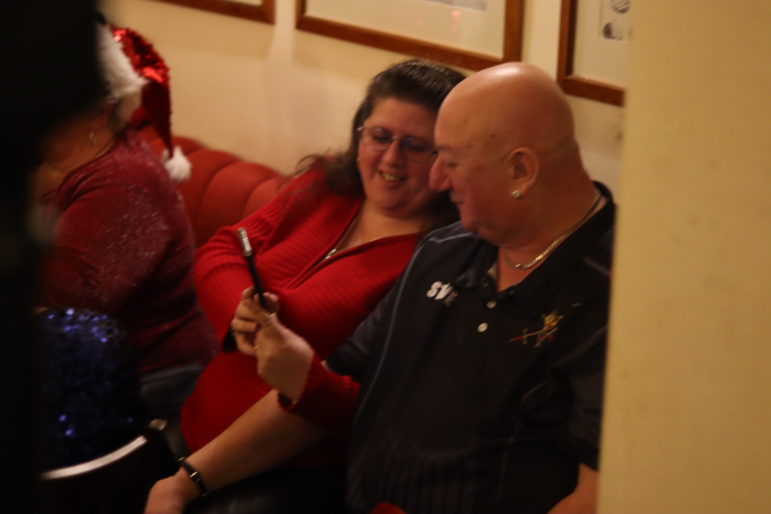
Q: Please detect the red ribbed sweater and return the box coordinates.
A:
[181,167,420,464]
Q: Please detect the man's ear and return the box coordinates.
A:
[506,146,539,196]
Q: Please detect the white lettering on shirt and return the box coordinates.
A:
[426,281,458,306]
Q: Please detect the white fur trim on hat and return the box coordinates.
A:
[96,24,146,124]
[162,146,191,182]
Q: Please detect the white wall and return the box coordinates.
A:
[103,0,623,191]
[600,1,771,512]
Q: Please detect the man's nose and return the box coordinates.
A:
[429,160,450,191]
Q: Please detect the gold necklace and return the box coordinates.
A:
[91,137,116,162]
[324,211,361,260]
[502,191,601,270]
[52,137,116,176]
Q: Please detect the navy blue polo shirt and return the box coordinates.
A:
[327,183,615,514]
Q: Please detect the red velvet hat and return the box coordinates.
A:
[110,26,190,181]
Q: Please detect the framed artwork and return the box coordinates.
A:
[295,0,524,70]
[150,0,275,24]
[557,0,630,106]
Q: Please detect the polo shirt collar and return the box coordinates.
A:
[453,182,615,317]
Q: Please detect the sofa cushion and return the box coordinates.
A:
[137,125,287,246]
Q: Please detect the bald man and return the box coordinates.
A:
[146,63,613,514]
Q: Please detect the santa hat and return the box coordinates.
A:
[99,24,191,182]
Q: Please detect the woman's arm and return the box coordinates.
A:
[194,200,285,342]
[546,463,598,514]
[147,308,359,514]
[145,390,326,514]
[278,355,361,435]
[242,298,361,434]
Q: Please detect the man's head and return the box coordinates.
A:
[430,62,586,245]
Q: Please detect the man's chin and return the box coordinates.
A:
[460,218,479,234]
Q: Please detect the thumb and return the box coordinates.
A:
[263,291,280,313]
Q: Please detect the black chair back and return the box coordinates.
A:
[37,419,167,514]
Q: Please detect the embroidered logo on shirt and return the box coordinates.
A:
[426,281,458,306]
[510,311,564,348]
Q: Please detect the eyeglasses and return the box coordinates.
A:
[357,126,437,163]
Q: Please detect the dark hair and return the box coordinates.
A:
[304,59,465,230]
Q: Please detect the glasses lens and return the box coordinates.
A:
[364,127,393,150]
[359,126,435,163]
[401,137,435,162]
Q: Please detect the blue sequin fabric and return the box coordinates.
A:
[37,308,147,468]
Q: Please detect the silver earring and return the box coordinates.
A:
[511,190,521,199]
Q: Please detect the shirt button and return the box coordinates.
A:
[486,300,497,309]
[477,322,488,333]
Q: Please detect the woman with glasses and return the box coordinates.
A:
[163,60,464,513]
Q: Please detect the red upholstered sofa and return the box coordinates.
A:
[137,125,288,247]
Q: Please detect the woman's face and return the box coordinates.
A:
[40,116,92,165]
[33,114,96,196]
[357,97,439,222]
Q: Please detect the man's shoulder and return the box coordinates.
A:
[584,182,615,273]
[395,222,484,286]
[420,221,479,249]
[581,216,614,279]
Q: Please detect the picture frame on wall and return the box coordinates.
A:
[295,0,524,70]
[557,0,630,106]
[150,0,275,24]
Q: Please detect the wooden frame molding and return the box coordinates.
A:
[295,0,524,71]
[557,0,624,106]
[151,0,275,24]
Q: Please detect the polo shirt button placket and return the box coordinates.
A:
[478,296,496,333]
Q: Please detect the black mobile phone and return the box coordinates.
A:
[222,228,268,353]
[236,227,268,309]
